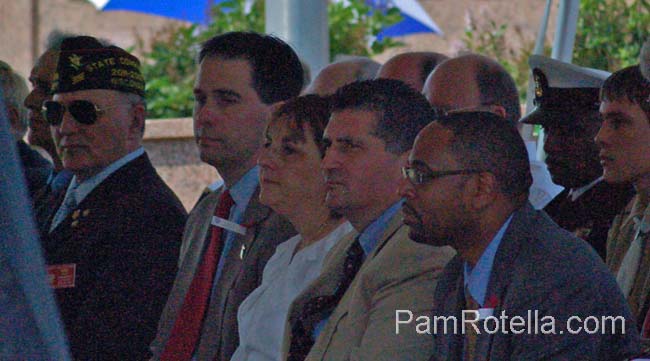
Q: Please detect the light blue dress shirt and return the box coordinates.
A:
[312,199,404,339]
[50,147,144,231]
[357,200,404,257]
[211,166,260,290]
[191,166,259,360]
[463,214,514,306]
[68,147,145,203]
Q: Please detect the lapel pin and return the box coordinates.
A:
[82,209,90,217]
[240,244,246,260]
[72,210,81,220]
[71,220,80,228]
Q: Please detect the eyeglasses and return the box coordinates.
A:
[401,166,485,185]
[42,100,120,126]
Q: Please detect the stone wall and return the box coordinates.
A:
[143,117,219,211]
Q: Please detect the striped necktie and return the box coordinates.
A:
[287,238,364,361]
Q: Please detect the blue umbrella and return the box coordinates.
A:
[90,0,441,37]
[368,0,443,38]
[94,0,219,23]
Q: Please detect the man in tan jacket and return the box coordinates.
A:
[597,63,650,332]
[282,79,455,361]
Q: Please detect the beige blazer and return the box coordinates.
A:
[607,194,650,328]
[150,187,295,361]
[282,210,455,361]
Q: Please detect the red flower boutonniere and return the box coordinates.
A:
[483,294,499,309]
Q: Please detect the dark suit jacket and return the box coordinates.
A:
[150,185,295,361]
[39,153,187,360]
[16,140,52,199]
[544,180,634,260]
[432,202,640,360]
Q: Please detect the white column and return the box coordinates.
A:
[536,0,580,161]
[551,0,580,63]
[265,0,329,77]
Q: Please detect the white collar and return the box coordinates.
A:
[567,176,603,202]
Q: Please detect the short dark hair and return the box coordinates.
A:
[475,60,521,125]
[199,31,304,104]
[436,111,532,203]
[329,78,434,154]
[601,65,650,122]
[269,94,331,157]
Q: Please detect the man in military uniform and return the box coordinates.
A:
[39,36,187,359]
[521,55,634,259]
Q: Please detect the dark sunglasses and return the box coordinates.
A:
[401,166,485,185]
[42,100,118,126]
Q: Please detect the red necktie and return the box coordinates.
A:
[161,190,235,360]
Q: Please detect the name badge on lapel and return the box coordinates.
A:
[47,264,76,289]
[211,216,247,235]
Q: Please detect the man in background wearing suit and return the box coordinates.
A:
[39,36,187,359]
[283,79,455,361]
[423,53,563,210]
[521,55,634,260]
[399,111,638,360]
[0,60,52,199]
[302,56,380,96]
[150,32,301,361]
[376,51,448,92]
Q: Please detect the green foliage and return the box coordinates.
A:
[462,14,534,102]
[573,0,650,70]
[139,0,403,119]
[461,0,649,104]
[136,25,199,119]
[209,0,265,33]
[328,1,403,58]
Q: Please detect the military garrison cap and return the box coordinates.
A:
[51,36,145,97]
[521,55,610,127]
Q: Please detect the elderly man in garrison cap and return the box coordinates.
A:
[521,55,634,260]
[36,36,187,360]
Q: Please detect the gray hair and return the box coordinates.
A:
[0,61,29,139]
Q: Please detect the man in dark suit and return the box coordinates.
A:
[0,60,53,198]
[150,32,301,361]
[398,111,639,360]
[521,55,634,259]
[38,36,187,360]
[25,32,83,207]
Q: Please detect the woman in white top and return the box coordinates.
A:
[231,95,353,361]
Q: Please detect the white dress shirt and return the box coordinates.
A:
[231,221,354,361]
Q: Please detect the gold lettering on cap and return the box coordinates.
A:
[534,74,543,98]
[118,57,138,68]
[69,54,83,70]
[84,57,116,73]
[72,72,85,85]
